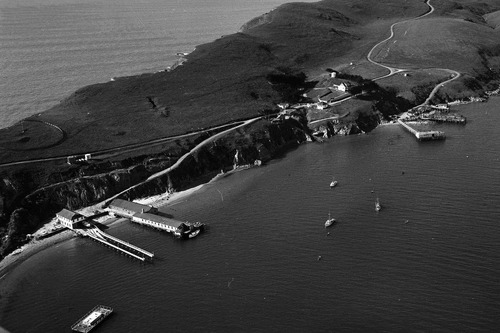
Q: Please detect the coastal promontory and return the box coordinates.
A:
[1,0,499,257]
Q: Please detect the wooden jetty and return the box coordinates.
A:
[82,227,154,262]
[397,119,445,141]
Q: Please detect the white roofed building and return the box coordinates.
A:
[56,209,85,229]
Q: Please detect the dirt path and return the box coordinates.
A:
[367,0,435,80]
[365,0,461,106]
[0,119,249,168]
[103,116,262,204]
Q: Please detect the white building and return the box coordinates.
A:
[56,209,85,229]
[132,212,187,235]
[107,199,157,217]
[332,82,350,92]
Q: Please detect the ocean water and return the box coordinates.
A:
[2,0,500,331]
[1,98,500,332]
[0,0,316,129]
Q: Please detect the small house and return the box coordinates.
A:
[57,209,85,229]
[332,82,350,92]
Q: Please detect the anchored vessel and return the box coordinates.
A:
[375,198,382,212]
[71,305,113,332]
[325,212,335,228]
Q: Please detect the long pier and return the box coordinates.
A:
[397,119,445,141]
[82,227,154,262]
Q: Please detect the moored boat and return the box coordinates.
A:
[325,212,335,228]
[71,305,113,333]
[329,177,338,188]
[180,221,204,239]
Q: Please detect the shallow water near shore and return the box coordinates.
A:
[1,97,500,332]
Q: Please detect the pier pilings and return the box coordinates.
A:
[81,227,154,262]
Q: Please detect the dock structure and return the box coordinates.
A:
[71,305,113,333]
[106,198,157,217]
[107,198,204,239]
[398,119,445,141]
[130,212,203,239]
[82,227,154,262]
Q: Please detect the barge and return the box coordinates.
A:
[71,305,113,332]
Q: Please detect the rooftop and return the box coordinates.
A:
[108,199,154,214]
[133,212,186,229]
[57,208,83,221]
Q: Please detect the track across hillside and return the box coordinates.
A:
[366,0,460,105]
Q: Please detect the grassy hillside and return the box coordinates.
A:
[371,17,500,73]
[1,0,499,163]
[2,0,500,257]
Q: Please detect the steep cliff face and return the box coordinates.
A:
[123,118,310,201]
[0,118,310,257]
[22,165,149,214]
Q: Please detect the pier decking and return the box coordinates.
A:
[398,119,445,141]
[81,227,154,262]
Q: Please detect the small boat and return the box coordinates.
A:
[329,177,338,188]
[324,212,335,228]
[375,198,382,212]
[188,229,200,238]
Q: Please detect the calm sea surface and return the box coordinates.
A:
[0,0,314,129]
[1,98,500,332]
[2,0,500,332]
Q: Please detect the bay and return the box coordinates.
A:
[1,0,500,331]
[1,98,500,332]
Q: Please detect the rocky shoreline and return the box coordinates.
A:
[1,0,500,261]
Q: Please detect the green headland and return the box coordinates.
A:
[1,0,499,257]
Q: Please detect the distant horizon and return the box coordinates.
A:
[0,0,318,129]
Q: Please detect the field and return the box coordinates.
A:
[376,69,452,103]
[0,0,499,164]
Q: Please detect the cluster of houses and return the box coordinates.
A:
[305,70,355,108]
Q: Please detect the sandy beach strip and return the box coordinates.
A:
[0,184,204,278]
[0,227,76,279]
[0,164,254,278]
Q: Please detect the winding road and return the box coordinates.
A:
[103,116,263,204]
[0,118,260,168]
[366,0,461,103]
[4,0,463,194]
[367,0,435,80]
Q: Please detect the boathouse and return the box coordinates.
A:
[57,209,85,229]
[131,212,188,235]
[107,198,157,217]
